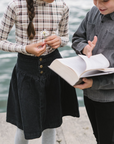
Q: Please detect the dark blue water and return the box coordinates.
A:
[0,0,93,112]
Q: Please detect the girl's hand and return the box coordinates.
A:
[45,35,61,49]
[82,36,97,58]
[26,42,46,56]
[74,78,93,90]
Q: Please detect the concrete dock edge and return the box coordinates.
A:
[0,107,96,144]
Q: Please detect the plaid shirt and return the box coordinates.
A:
[0,0,69,56]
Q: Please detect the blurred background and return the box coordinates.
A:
[0,0,93,112]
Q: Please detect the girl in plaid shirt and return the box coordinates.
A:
[0,0,79,143]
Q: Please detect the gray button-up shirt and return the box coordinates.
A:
[72,6,114,102]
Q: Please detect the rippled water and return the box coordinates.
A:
[0,0,93,112]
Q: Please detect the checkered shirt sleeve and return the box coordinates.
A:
[0,1,27,54]
[59,2,69,47]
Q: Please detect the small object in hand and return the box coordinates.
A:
[40,29,50,39]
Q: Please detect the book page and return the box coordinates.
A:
[57,56,86,77]
[81,69,114,78]
[79,54,110,71]
[101,68,114,72]
[81,70,110,78]
[49,58,81,86]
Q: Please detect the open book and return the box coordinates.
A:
[49,54,114,86]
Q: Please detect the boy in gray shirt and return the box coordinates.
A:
[72,0,114,144]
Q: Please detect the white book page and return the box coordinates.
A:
[58,56,86,77]
[79,54,110,71]
[81,70,109,77]
[49,60,79,86]
[81,69,114,78]
[101,68,114,72]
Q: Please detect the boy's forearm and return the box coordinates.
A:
[72,27,87,54]
[72,10,89,54]
[72,40,87,54]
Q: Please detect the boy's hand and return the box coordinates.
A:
[74,78,93,89]
[26,42,46,57]
[45,35,61,49]
[82,36,97,58]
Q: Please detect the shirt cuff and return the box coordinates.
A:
[22,45,35,56]
[90,77,100,90]
[22,45,27,54]
[60,37,69,47]
[72,42,87,54]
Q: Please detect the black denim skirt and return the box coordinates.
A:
[6,49,79,139]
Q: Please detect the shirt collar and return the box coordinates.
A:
[110,12,114,21]
[100,12,114,21]
[33,0,46,5]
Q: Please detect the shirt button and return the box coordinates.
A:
[39,58,42,61]
[40,65,43,68]
[40,71,43,74]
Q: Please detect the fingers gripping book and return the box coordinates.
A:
[49,54,114,86]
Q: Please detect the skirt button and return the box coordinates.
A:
[40,71,43,74]
[39,58,42,61]
[40,65,43,68]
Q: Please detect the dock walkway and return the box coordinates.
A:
[0,107,96,144]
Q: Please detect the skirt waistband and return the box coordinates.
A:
[18,49,58,61]
[16,49,61,77]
